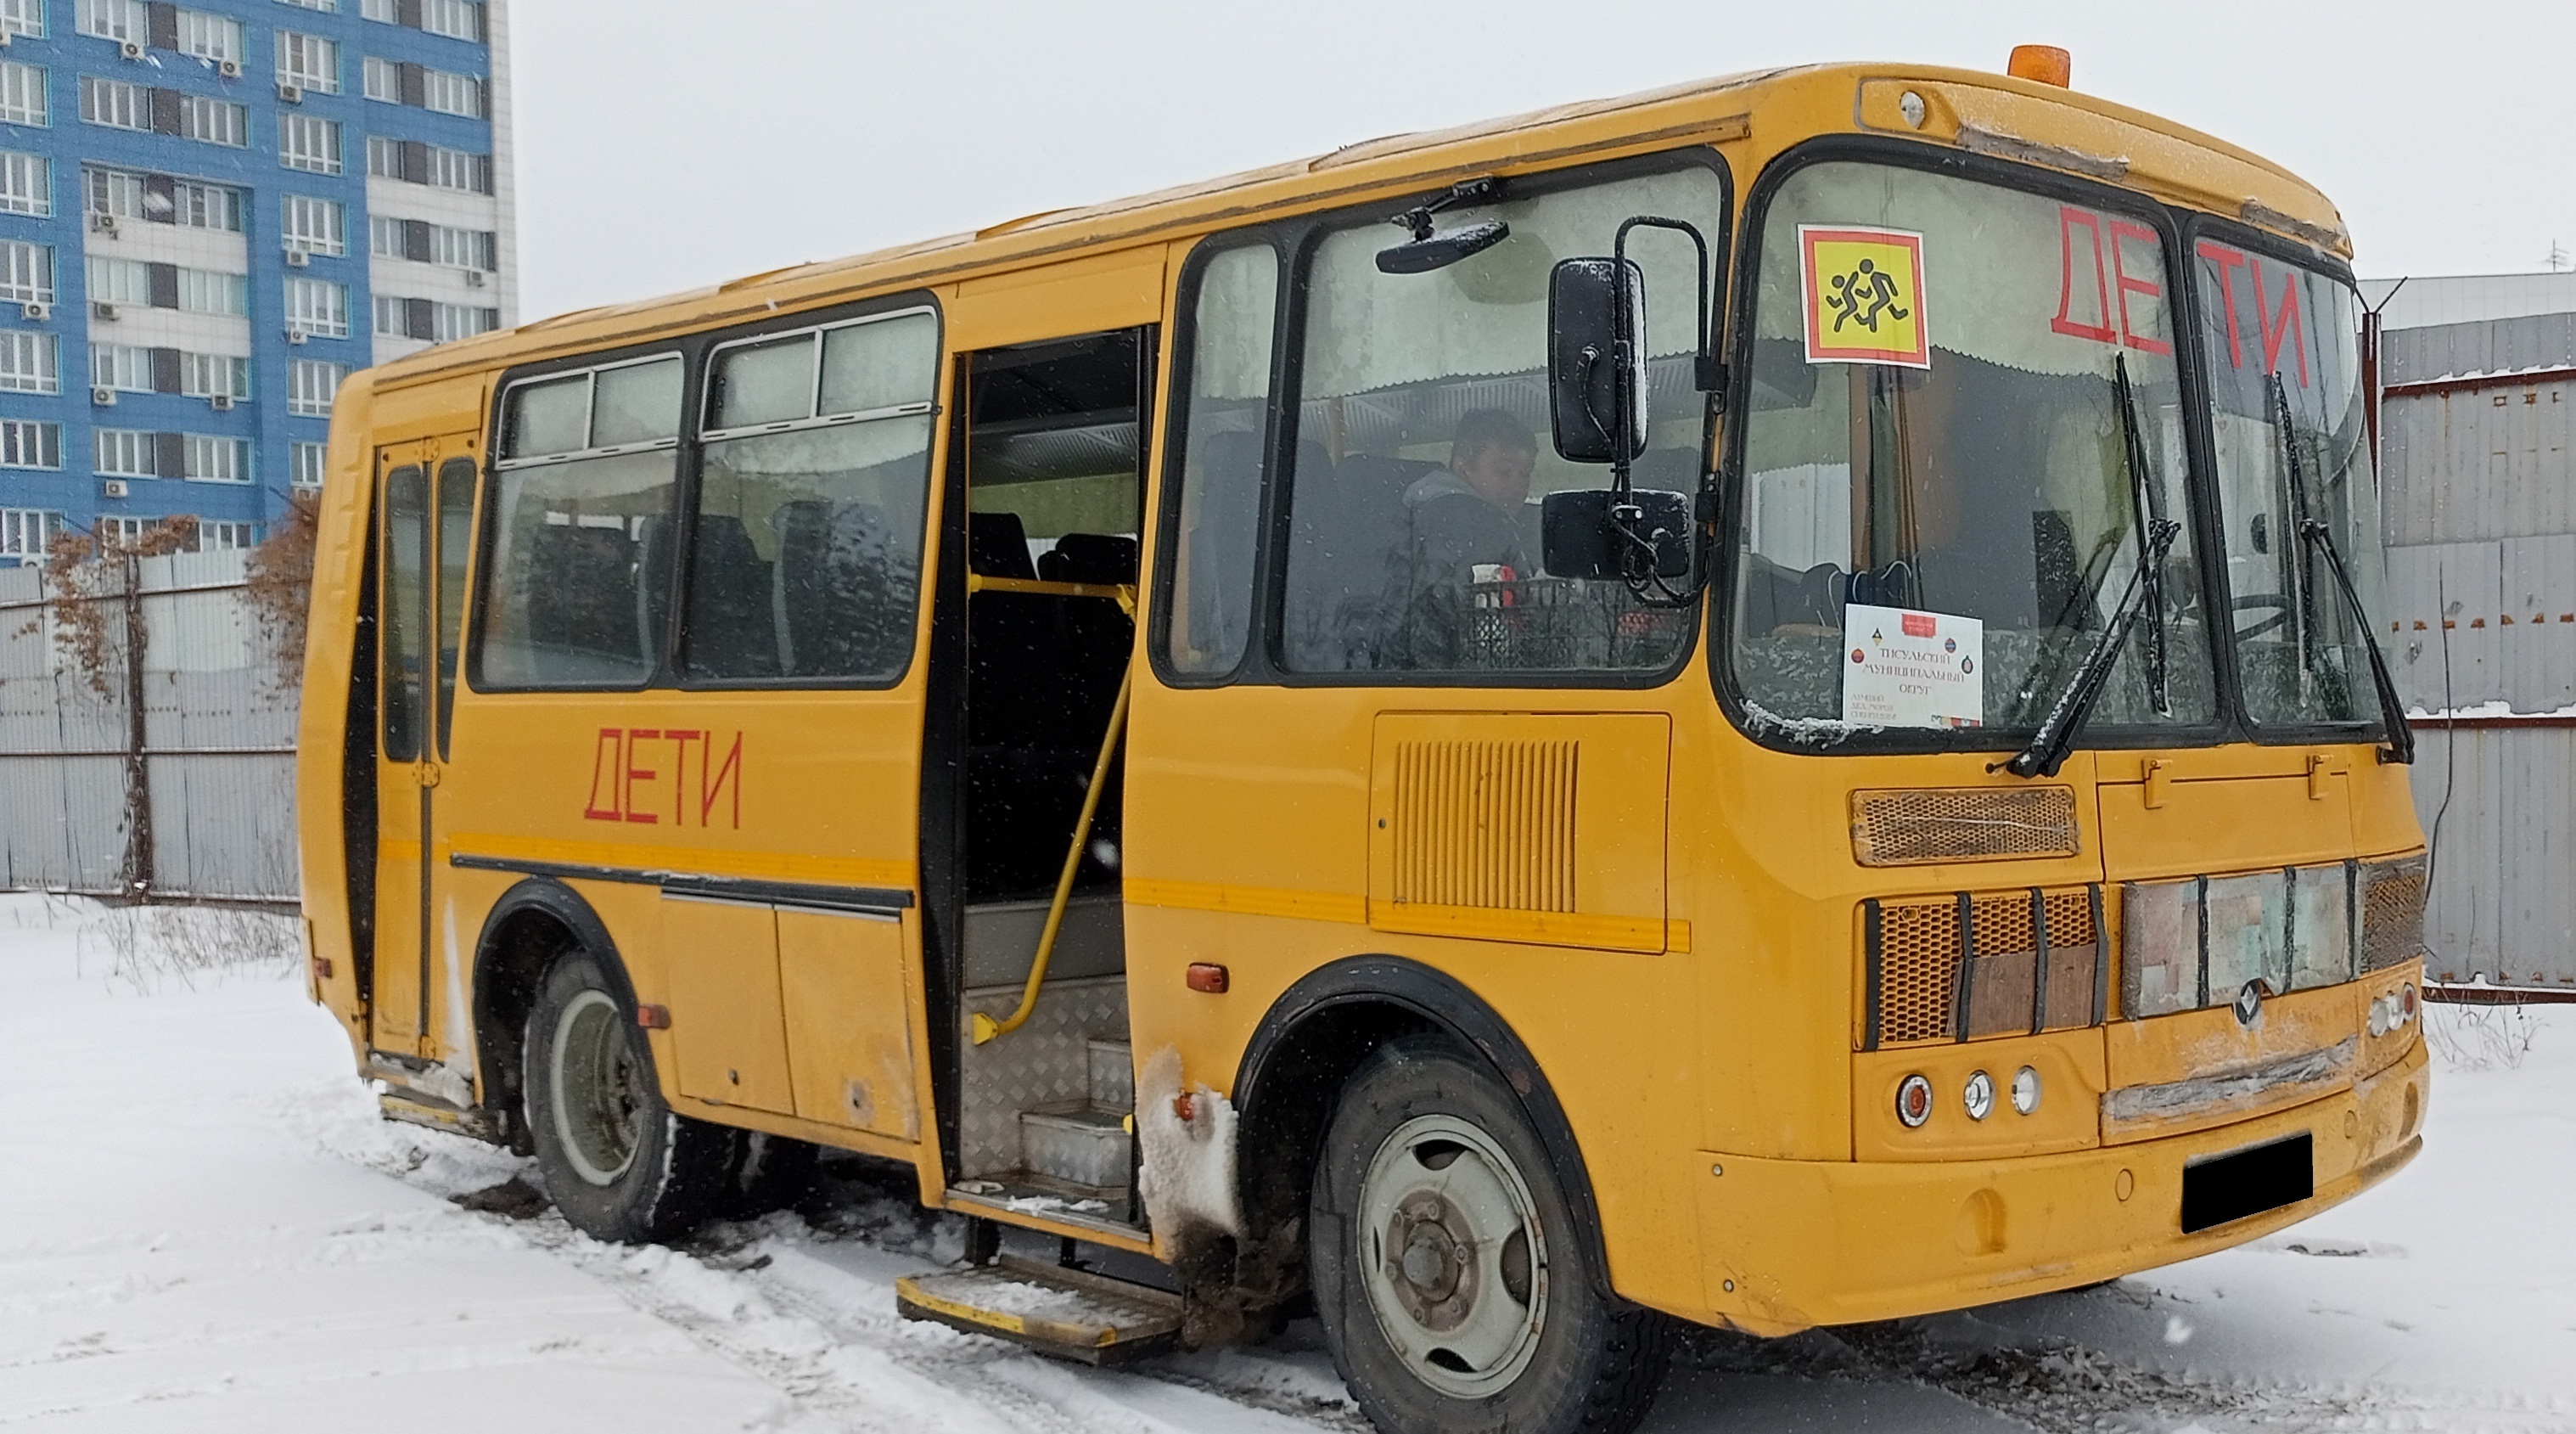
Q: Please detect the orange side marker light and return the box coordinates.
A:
[1186,963,1230,994]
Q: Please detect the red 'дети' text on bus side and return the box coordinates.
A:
[583,728,743,829]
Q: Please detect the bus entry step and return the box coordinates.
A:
[895,1255,1181,1366]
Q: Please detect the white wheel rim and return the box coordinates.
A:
[1355,1112,1549,1399]
[549,988,642,1186]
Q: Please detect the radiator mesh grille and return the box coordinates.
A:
[1389,739,1578,912]
[2360,857,2427,972]
[1870,886,2104,1047]
[1850,786,2081,866]
[1875,900,1962,1044]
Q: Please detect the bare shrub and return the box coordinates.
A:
[2424,1000,2546,1071]
[246,492,319,699]
[87,903,300,994]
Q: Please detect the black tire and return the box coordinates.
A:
[722,1132,821,1218]
[523,948,734,1243]
[1310,1034,1671,1434]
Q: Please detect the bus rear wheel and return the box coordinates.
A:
[524,949,732,1243]
[1310,1034,1670,1434]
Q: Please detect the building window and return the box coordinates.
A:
[359,0,393,19]
[178,267,247,316]
[182,351,249,399]
[0,329,57,392]
[368,135,491,194]
[0,0,42,40]
[420,0,481,41]
[170,178,242,231]
[186,435,251,482]
[95,426,158,476]
[278,0,337,12]
[280,113,341,174]
[284,277,347,337]
[290,440,327,489]
[375,293,497,341]
[361,55,396,102]
[180,95,248,147]
[0,151,47,215]
[289,358,345,415]
[76,0,145,41]
[0,60,45,127]
[370,215,496,271]
[80,76,149,132]
[1,509,65,556]
[277,31,339,92]
[87,254,149,306]
[84,166,142,218]
[282,194,345,255]
[420,67,481,117]
[1,420,61,470]
[191,520,255,550]
[178,10,244,63]
[0,239,50,305]
[91,341,151,391]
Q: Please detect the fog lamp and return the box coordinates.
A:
[1963,1070,1996,1122]
[1896,1073,1933,1128]
[2367,995,2391,1037]
[2011,1066,2041,1116]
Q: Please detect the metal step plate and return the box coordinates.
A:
[896,1254,1181,1366]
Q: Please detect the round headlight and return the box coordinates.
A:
[1896,1073,1933,1128]
[2367,996,2390,1037]
[2011,1065,2042,1116]
[1964,1070,1996,1122]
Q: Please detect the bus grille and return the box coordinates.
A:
[1865,886,2105,1047]
[2360,856,2428,972]
[1388,738,1579,913]
[1849,786,2083,866]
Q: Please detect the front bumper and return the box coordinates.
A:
[1676,1036,2427,1336]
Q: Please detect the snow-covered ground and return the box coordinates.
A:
[3,892,2570,1433]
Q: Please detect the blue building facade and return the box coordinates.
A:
[0,0,515,559]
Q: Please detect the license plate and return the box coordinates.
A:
[2180,1132,2314,1234]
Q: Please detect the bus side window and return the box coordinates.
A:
[381,464,429,762]
[1160,243,1277,678]
[476,357,685,689]
[435,457,476,758]
[684,310,939,684]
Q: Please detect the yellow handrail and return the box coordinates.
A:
[971,663,1135,1045]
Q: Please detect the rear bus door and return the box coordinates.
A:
[368,438,481,1061]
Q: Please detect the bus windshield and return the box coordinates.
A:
[1728,161,2213,742]
[2192,241,2388,731]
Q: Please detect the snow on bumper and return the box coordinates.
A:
[1679,1038,2429,1336]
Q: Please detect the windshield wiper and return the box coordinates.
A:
[2006,515,2184,779]
[2270,374,2414,764]
[2114,354,2173,716]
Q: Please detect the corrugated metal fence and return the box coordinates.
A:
[2380,309,2576,990]
[0,549,299,903]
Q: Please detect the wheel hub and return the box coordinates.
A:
[1385,1192,1476,1327]
[1355,1114,1550,1399]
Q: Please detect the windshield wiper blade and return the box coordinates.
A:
[2113,355,2173,716]
[2299,517,2416,764]
[2006,516,2185,779]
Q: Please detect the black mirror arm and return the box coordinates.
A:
[1614,216,1719,392]
[1389,176,1506,242]
[1602,216,1720,608]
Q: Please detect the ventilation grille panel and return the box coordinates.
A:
[2360,856,2427,973]
[1866,886,2105,1048]
[1850,786,2082,866]
[1389,739,1578,913]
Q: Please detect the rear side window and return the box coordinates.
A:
[682,309,939,684]
[477,355,685,688]
[1159,242,1277,678]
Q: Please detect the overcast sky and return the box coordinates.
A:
[505,0,2576,321]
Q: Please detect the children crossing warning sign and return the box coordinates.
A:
[1799,225,1930,368]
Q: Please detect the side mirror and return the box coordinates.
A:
[1541,488,1692,580]
[1546,257,1649,464]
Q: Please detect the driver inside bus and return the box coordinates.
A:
[1380,408,1538,667]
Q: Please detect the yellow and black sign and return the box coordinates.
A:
[1799,225,1930,368]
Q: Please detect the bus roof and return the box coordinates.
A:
[367,60,2349,394]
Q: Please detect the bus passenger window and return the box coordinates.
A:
[380,464,429,762]
[476,356,685,689]
[1162,243,1277,676]
[684,310,938,683]
[1278,166,1723,677]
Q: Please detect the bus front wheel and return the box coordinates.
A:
[523,949,733,1243]
[1309,1033,1670,1434]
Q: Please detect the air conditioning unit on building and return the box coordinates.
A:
[18,301,47,322]
[283,248,311,267]
[91,387,117,408]
[87,212,118,236]
[285,328,307,345]
[100,480,129,499]
[276,82,303,104]
[463,269,485,288]
[91,301,119,321]
[217,59,242,79]
[118,39,144,60]
[209,394,235,412]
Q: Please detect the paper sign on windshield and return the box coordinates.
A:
[1800,225,1930,368]
[1842,603,1983,728]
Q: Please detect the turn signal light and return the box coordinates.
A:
[2007,45,2072,88]
[1186,963,1230,993]
[636,1004,671,1029]
[1896,1073,1933,1128]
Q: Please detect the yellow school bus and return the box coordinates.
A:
[297,49,2431,1434]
